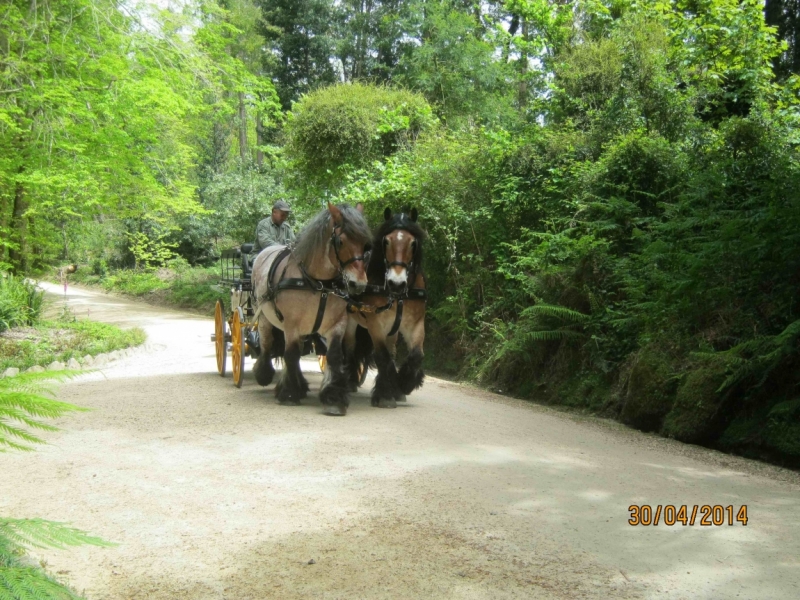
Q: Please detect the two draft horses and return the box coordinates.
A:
[248,203,426,416]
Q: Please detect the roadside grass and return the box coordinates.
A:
[0,319,146,371]
[69,264,226,315]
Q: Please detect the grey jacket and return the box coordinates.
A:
[253,217,295,252]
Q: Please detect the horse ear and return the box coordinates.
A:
[384,207,392,221]
[410,207,418,222]
[355,202,364,214]
[328,202,343,227]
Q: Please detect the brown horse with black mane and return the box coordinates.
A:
[349,207,427,408]
[251,203,373,416]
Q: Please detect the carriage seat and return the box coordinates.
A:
[240,243,255,277]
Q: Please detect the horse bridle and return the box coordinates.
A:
[331,226,372,274]
[383,234,416,292]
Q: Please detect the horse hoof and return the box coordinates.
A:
[277,399,301,406]
[377,398,397,409]
[325,405,347,416]
[396,395,407,402]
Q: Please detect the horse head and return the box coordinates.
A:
[327,203,372,294]
[380,207,424,294]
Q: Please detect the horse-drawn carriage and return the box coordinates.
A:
[211,204,427,415]
[211,242,345,388]
[212,242,261,387]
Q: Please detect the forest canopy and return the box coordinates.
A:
[2,0,800,464]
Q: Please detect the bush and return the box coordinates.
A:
[101,271,167,296]
[620,347,677,432]
[0,274,44,333]
[286,82,436,191]
[662,359,732,443]
[0,320,146,371]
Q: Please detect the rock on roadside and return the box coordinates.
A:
[2,367,20,378]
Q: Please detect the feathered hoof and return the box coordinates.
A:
[377,398,397,409]
[277,399,301,406]
[275,383,305,404]
[253,356,275,387]
[396,395,407,402]
[324,404,347,416]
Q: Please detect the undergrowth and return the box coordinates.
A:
[68,261,225,315]
[0,320,145,371]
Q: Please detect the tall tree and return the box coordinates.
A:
[0,0,277,272]
[256,0,337,109]
[765,0,800,78]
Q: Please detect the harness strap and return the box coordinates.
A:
[361,284,428,302]
[388,299,404,337]
[265,247,293,322]
[312,292,328,334]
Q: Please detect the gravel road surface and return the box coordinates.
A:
[1,283,798,599]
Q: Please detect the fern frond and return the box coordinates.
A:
[522,304,590,322]
[520,329,584,343]
[0,421,49,450]
[0,372,75,394]
[0,566,81,600]
[0,373,86,452]
[0,520,114,552]
[0,394,86,421]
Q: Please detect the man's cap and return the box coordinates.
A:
[273,200,291,212]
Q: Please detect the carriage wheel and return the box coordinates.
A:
[214,300,227,376]
[231,307,246,388]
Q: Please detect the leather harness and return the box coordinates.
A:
[261,225,372,335]
[260,222,426,338]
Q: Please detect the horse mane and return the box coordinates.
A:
[293,203,372,266]
[367,211,427,282]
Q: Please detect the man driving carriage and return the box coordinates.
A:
[253,200,295,252]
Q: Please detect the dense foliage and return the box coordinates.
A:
[0,276,42,333]
[3,0,800,465]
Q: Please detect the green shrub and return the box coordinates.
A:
[286,82,436,191]
[167,265,226,313]
[0,275,44,333]
[759,399,800,460]
[662,359,731,443]
[101,271,166,296]
[620,347,677,432]
[0,320,146,371]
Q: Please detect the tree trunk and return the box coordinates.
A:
[238,92,248,162]
[8,173,28,273]
[256,111,264,168]
[518,17,528,109]
[0,188,9,265]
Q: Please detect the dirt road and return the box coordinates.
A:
[1,283,798,599]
